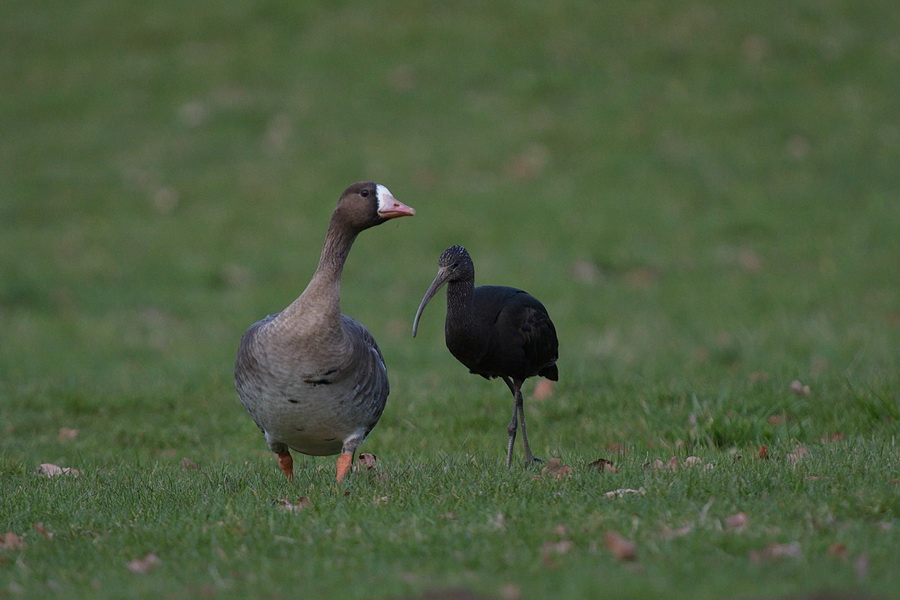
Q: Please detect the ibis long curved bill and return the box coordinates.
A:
[412,266,451,337]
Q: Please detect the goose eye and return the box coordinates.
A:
[360,189,370,198]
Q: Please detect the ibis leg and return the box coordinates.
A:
[503,377,541,466]
[277,450,294,480]
[517,396,541,464]
[505,398,518,469]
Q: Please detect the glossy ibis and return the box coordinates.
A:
[235,182,415,482]
[412,245,558,467]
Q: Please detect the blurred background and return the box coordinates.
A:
[1,1,897,449]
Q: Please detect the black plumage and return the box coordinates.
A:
[412,245,559,467]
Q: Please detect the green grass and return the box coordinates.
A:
[1,0,898,598]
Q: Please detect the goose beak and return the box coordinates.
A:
[412,267,450,337]
[376,185,416,219]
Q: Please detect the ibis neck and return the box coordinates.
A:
[445,279,478,333]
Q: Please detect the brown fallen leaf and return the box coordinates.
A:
[787,445,810,464]
[767,414,790,425]
[541,539,574,556]
[180,457,199,471]
[757,445,769,460]
[683,456,703,467]
[587,458,617,473]
[790,379,811,396]
[725,512,749,531]
[499,583,521,600]
[822,432,845,443]
[533,379,555,400]
[854,553,869,580]
[827,542,849,560]
[604,531,637,561]
[660,523,694,539]
[0,532,25,551]
[406,587,489,600]
[57,428,80,441]
[37,463,81,477]
[749,541,802,563]
[748,371,770,383]
[126,552,161,574]
[537,457,572,480]
[274,497,313,512]
[357,453,378,471]
[33,523,54,541]
[604,487,645,499]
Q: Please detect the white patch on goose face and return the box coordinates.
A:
[375,184,395,210]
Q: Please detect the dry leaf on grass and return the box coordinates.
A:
[587,458,617,473]
[749,542,802,563]
[725,512,749,531]
[57,428,80,441]
[180,457,199,471]
[535,457,572,480]
[757,445,769,460]
[274,497,313,512]
[646,456,706,470]
[406,588,489,600]
[790,379,811,396]
[660,523,694,539]
[787,445,810,464]
[0,532,25,551]
[541,539,574,561]
[357,453,378,471]
[854,554,869,579]
[37,463,80,477]
[126,552,161,574]
[767,413,790,425]
[604,487,645,499]
[499,583,521,600]
[604,531,637,561]
[827,542,849,560]
[533,379,555,400]
[33,523,54,541]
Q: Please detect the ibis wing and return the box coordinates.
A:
[474,286,558,381]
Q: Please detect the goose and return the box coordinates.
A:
[235,182,414,481]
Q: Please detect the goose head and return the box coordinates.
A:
[333,182,415,233]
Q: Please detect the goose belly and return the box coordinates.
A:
[238,369,386,457]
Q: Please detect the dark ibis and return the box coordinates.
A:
[235,182,415,482]
[412,245,559,467]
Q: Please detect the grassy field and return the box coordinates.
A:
[1,0,898,598]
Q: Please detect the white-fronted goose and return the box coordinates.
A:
[235,182,415,481]
[412,245,558,468]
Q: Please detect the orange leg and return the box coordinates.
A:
[277,451,294,479]
[335,452,353,482]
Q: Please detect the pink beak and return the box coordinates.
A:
[376,185,416,219]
